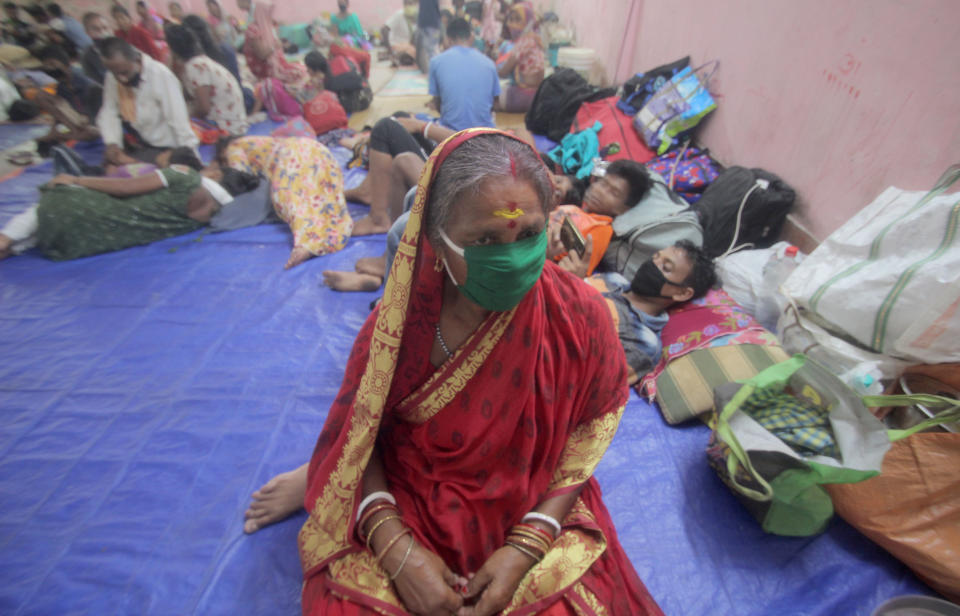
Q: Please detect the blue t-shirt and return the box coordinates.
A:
[598,272,670,382]
[428,45,500,131]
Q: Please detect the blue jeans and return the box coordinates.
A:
[416,26,440,74]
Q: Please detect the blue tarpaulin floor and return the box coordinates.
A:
[0,126,932,615]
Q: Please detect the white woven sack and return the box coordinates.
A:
[782,165,960,363]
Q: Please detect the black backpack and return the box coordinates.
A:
[525,68,615,142]
[695,166,796,258]
[617,56,690,116]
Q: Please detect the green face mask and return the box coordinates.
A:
[438,227,547,312]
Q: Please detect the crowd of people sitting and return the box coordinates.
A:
[0,0,557,266]
[0,2,721,614]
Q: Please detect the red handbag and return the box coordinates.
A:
[303,91,348,135]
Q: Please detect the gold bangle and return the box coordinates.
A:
[505,540,542,563]
[388,534,416,581]
[375,528,411,565]
[509,530,551,548]
[509,528,552,550]
[358,503,398,538]
[365,515,401,551]
[508,531,549,548]
[507,535,548,557]
[514,523,555,544]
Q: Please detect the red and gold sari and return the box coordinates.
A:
[298,129,663,616]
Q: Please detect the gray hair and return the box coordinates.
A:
[425,134,553,247]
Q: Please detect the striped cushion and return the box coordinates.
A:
[655,344,790,424]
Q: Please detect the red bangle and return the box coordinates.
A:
[515,523,555,544]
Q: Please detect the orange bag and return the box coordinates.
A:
[826,364,960,603]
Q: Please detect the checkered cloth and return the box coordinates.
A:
[742,388,839,459]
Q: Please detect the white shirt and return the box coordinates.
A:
[384,9,413,45]
[97,54,199,150]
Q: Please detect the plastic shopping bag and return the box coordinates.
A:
[707,355,960,536]
[634,62,717,155]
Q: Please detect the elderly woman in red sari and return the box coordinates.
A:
[243,129,663,616]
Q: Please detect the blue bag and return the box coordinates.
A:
[645,143,722,204]
[617,56,690,116]
[634,62,718,155]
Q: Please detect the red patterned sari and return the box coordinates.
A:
[298,129,663,616]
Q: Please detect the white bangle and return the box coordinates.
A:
[423,121,432,141]
[522,512,561,537]
[356,491,397,523]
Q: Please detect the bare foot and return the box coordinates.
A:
[338,131,369,150]
[350,215,392,236]
[243,464,309,534]
[284,246,313,269]
[355,255,387,278]
[0,234,12,260]
[322,270,382,292]
[344,183,373,205]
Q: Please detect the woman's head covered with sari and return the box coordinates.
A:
[421,130,552,312]
[505,1,537,40]
[299,129,559,570]
[297,128,656,614]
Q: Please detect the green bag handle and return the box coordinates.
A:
[713,356,810,502]
[861,393,960,442]
[715,383,775,502]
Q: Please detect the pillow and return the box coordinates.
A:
[655,343,790,424]
[639,287,774,397]
[637,287,785,424]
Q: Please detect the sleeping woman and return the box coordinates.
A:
[0,164,256,261]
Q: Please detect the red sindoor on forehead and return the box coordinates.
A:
[508,151,517,178]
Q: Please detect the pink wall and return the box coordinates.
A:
[558,0,960,240]
[535,0,641,87]
[74,1,960,240]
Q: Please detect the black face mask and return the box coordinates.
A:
[43,67,66,80]
[630,258,678,299]
[122,72,142,88]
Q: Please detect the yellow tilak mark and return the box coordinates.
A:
[492,208,525,219]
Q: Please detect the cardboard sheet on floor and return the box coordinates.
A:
[0,123,934,615]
